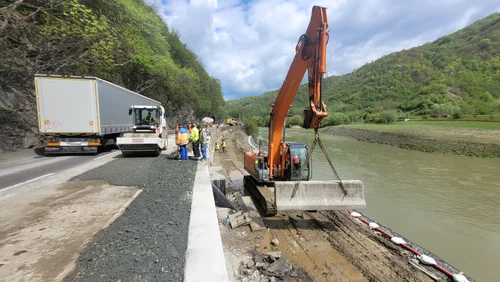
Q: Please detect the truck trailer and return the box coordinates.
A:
[35,74,165,155]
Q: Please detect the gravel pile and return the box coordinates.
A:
[237,251,313,282]
[64,156,198,282]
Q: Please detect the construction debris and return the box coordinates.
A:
[238,251,311,282]
[228,211,253,229]
[271,238,280,246]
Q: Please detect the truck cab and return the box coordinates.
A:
[129,105,166,133]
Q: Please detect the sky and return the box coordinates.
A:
[144,0,500,101]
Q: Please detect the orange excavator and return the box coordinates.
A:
[243,5,366,216]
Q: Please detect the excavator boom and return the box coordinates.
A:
[268,6,329,179]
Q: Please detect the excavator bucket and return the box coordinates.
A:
[275,180,366,211]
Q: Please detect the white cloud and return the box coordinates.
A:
[146,0,500,100]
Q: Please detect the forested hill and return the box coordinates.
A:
[227,12,500,126]
[0,0,224,151]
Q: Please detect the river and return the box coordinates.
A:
[259,127,500,282]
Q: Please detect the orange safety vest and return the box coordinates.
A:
[176,131,189,145]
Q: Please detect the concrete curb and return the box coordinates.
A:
[184,162,229,282]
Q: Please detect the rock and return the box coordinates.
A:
[271,238,279,246]
[264,251,281,262]
[259,262,270,270]
[266,258,292,277]
[246,260,255,268]
[250,270,261,280]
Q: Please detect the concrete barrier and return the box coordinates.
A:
[275,180,367,211]
[184,163,229,282]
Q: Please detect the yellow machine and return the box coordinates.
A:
[226,118,236,126]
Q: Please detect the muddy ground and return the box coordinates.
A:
[325,126,500,158]
[212,126,456,282]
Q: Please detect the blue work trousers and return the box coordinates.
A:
[179,145,188,160]
[201,143,210,161]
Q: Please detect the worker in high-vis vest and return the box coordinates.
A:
[190,123,201,158]
[176,124,189,160]
[221,139,226,153]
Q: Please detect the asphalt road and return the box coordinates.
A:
[0,132,176,191]
[0,149,120,191]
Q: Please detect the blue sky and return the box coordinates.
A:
[145,0,500,101]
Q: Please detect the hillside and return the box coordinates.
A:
[0,0,225,151]
[228,12,500,127]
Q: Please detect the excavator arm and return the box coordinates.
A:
[268,5,329,179]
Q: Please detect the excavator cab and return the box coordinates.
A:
[284,143,311,181]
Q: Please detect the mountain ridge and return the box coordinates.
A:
[227,12,500,126]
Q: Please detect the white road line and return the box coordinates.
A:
[93,151,121,160]
[1,173,56,193]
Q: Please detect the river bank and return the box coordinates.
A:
[324,123,500,158]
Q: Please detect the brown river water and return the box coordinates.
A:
[259,127,500,282]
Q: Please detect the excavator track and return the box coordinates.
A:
[243,175,277,216]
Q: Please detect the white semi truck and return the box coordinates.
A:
[35,74,168,155]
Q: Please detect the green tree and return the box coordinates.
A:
[244,116,259,140]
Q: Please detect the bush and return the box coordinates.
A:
[381,111,397,124]
[287,115,302,127]
[244,116,259,139]
[452,111,462,119]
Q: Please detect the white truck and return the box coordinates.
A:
[35,74,167,155]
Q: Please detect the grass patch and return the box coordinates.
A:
[341,121,500,145]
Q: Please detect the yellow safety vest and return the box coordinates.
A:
[190,127,199,142]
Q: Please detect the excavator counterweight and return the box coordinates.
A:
[243,5,366,216]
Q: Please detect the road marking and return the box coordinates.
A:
[1,173,56,193]
[93,151,121,160]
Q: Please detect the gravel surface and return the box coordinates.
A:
[64,156,198,282]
